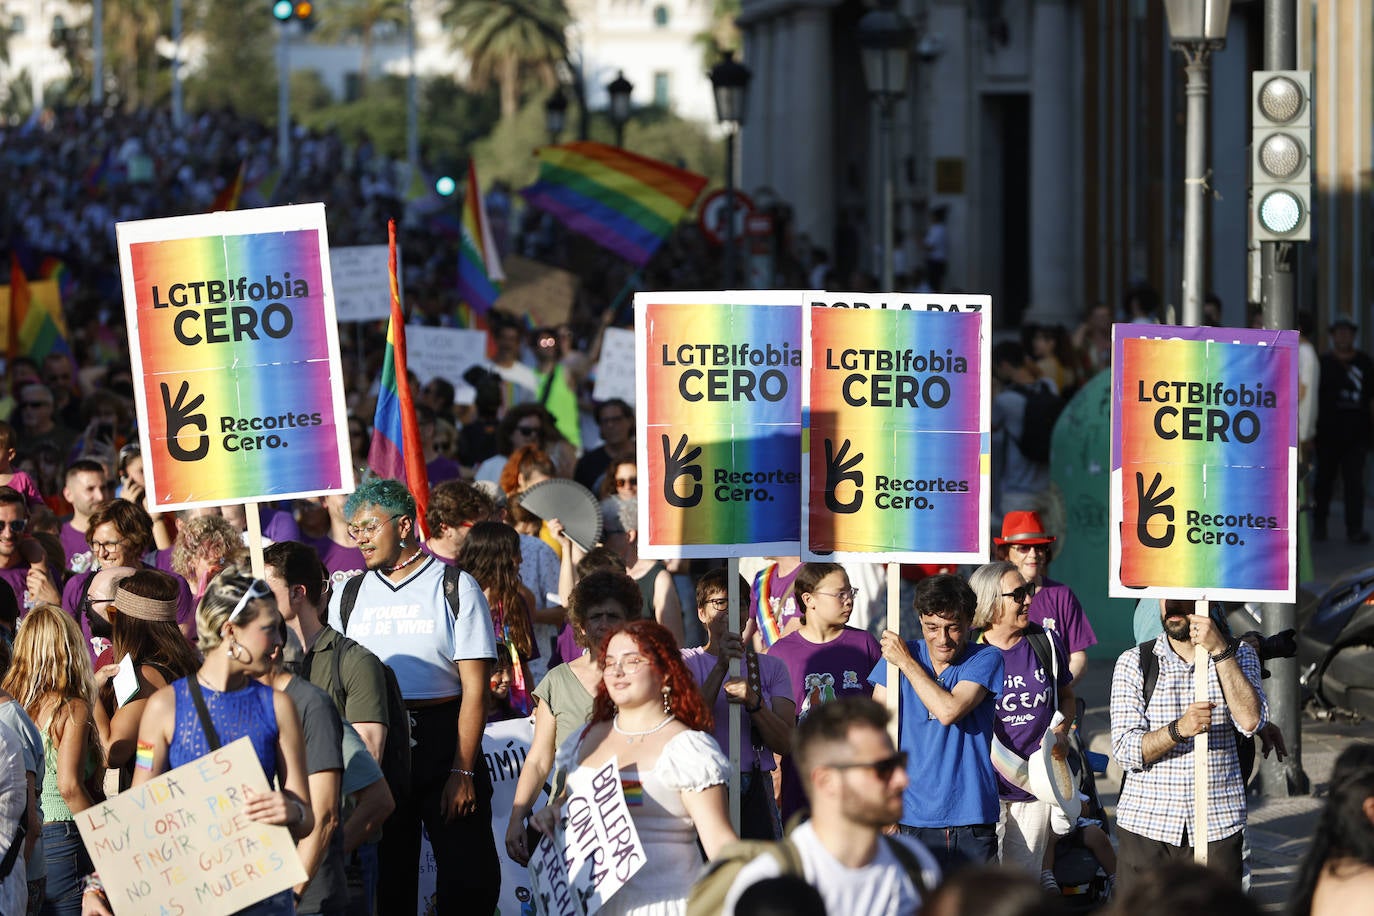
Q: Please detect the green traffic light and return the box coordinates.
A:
[272,0,294,19]
[435,176,457,197]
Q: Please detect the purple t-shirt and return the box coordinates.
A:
[766,626,881,718]
[427,456,462,486]
[681,647,793,772]
[1028,577,1097,656]
[260,505,301,544]
[983,629,1072,802]
[767,626,881,818]
[4,471,44,509]
[311,536,366,588]
[60,522,92,573]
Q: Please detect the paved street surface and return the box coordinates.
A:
[1078,523,1374,911]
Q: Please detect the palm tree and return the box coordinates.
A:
[441,0,570,120]
[310,0,408,96]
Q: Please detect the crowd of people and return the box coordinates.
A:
[0,100,1369,916]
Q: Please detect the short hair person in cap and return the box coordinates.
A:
[1314,315,1374,544]
[993,511,1097,687]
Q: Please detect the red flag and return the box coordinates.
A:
[8,254,31,359]
[210,161,247,212]
[367,220,430,535]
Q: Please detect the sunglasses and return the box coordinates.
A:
[1009,543,1050,555]
[825,751,908,781]
[1001,583,1038,604]
[0,519,27,534]
[615,476,638,488]
[229,579,274,624]
[514,425,541,437]
[20,402,50,410]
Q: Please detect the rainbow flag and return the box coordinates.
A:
[457,161,504,315]
[368,220,431,534]
[522,142,708,266]
[6,255,70,362]
[210,161,247,212]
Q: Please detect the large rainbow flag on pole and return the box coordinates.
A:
[457,161,504,316]
[522,142,708,266]
[368,220,430,535]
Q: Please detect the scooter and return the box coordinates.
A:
[1299,564,1374,718]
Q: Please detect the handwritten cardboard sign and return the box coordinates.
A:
[528,756,646,916]
[593,327,637,405]
[329,245,394,323]
[405,325,489,406]
[76,736,306,916]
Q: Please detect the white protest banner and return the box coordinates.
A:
[592,327,637,405]
[329,244,394,322]
[116,204,352,510]
[417,716,537,915]
[529,757,646,916]
[406,325,490,406]
[76,736,306,916]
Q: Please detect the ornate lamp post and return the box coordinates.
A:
[709,50,751,288]
[607,70,634,148]
[545,86,569,144]
[858,0,914,293]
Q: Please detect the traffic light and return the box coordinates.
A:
[271,0,313,24]
[1252,70,1311,241]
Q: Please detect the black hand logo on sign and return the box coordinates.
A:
[661,434,702,508]
[1135,471,1175,548]
[824,438,864,514]
[162,381,209,462]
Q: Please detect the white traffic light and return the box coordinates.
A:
[1252,70,1311,241]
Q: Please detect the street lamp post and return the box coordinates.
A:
[858,0,914,293]
[1163,0,1231,327]
[709,50,751,289]
[545,87,569,145]
[607,71,633,148]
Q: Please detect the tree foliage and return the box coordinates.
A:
[184,1,277,122]
[307,0,408,95]
[440,0,570,120]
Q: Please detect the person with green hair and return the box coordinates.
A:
[327,477,501,915]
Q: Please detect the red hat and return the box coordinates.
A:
[994,510,1057,546]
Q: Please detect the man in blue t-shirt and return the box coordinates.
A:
[870,573,1003,873]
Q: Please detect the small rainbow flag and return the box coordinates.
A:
[368,220,431,534]
[621,778,644,806]
[135,739,155,771]
[457,161,504,315]
[751,565,785,648]
[522,142,708,266]
[210,161,247,212]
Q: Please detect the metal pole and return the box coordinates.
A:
[615,123,625,149]
[880,98,895,292]
[92,0,103,106]
[277,23,291,172]
[1180,48,1209,327]
[171,0,183,127]
[723,128,736,288]
[1259,0,1307,799]
[406,0,419,171]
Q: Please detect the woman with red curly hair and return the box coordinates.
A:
[533,620,736,914]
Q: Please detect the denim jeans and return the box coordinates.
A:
[899,823,998,876]
[40,822,92,916]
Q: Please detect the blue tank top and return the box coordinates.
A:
[169,678,279,782]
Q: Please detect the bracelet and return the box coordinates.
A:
[451,767,476,777]
[745,697,763,714]
[1211,640,1238,663]
[289,797,307,827]
[1167,719,1186,743]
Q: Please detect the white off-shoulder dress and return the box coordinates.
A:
[553,728,729,915]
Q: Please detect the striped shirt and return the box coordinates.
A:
[1110,638,1267,844]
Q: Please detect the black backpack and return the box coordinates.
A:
[332,563,474,804]
[1011,382,1066,463]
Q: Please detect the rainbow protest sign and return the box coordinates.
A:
[635,292,803,557]
[803,302,990,562]
[1109,326,1298,601]
[117,205,351,510]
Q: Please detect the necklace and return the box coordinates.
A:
[612,713,675,744]
[384,548,424,575]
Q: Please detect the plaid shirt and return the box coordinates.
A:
[1110,638,1267,844]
